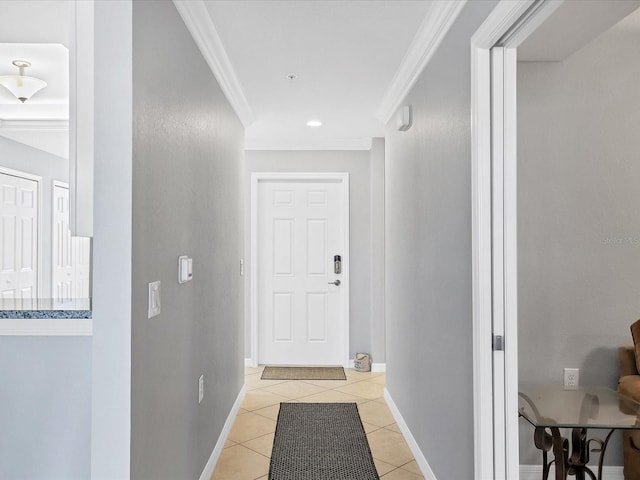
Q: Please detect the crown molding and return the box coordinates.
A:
[245,137,372,151]
[375,0,467,125]
[173,0,255,127]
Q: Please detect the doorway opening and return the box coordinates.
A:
[472,1,640,478]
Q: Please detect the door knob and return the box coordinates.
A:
[328,280,341,286]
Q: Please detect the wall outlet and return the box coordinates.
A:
[564,368,579,390]
[198,375,204,404]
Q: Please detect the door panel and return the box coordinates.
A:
[53,184,74,304]
[52,183,91,306]
[0,171,38,308]
[307,220,327,275]
[306,292,327,342]
[258,178,347,365]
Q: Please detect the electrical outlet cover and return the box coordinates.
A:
[564,368,579,390]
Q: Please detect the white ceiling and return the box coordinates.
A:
[0,1,70,158]
[0,1,70,45]
[0,1,70,121]
[0,44,69,120]
[203,0,433,150]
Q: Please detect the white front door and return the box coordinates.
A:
[0,170,39,308]
[52,182,91,306]
[256,175,349,366]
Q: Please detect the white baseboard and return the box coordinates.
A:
[384,388,437,480]
[347,359,386,372]
[199,384,246,480]
[244,358,254,367]
[372,363,386,373]
[519,464,623,480]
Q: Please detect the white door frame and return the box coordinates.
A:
[0,165,43,302]
[250,172,350,368]
[470,1,563,478]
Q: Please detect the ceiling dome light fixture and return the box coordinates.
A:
[306,120,323,127]
[0,60,47,103]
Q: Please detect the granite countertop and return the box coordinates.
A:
[0,298,92,319]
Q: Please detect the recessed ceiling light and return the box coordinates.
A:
[306,120,322,127]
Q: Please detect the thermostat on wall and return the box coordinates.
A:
[178,256,193,284]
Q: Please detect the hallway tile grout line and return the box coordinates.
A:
[211,366,424,480]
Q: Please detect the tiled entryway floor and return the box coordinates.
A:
[211,365,424,480]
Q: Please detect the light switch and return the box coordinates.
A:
[148,281,161,318]
[178,256,193,284]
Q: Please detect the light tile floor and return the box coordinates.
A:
[211,366,424,480]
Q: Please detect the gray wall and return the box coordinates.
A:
[244,147,385,362]
[0,136,68,298]
[0,337,91,480]
[517,9,640,466]
[131,1,244,479]
[384,2,498,479]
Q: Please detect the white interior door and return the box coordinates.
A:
[53,182,91,306]
[73,233,91,300]
[0,170,39,308]
[256,175,349,366]
[53,183,74,304]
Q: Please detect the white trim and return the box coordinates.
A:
[384,388,437,480]
[470,2,567,479]
[250,172,350,368]
[471,3,535,479]
[371,363,386,373]
[198,385,246,480]
[244,358,254,367]
[0,319,92,336]
[519,465,623,480]
[375,0,467,124]
[471,3,533,479]
[69,0,94,237]
[470,1,536,50]
[347,359,386,373]
[245,137,372,152]
[0,120,69,131]
[173,0,254,127]
[0,166,43,302]
[490,46,508,479]
[470,27,497,480]
[502,46,520,480]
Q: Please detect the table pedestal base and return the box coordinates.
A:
[533,426,615,480]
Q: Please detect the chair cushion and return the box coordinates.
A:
[631,319,640,373]
[620,375,640,402]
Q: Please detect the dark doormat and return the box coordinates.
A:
[261,366,346,381]
[269,403,379,480]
